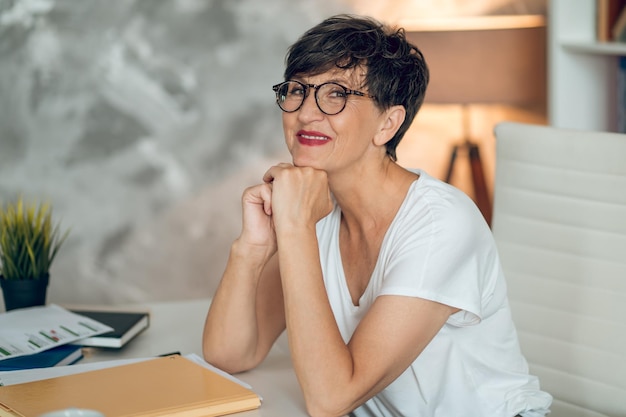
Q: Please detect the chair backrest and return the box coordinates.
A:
[491,122,626,417]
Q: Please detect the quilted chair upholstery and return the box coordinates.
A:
[491,122,626,417]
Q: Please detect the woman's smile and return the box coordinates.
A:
[296,130,332,146]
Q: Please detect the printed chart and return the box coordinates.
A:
[0,304,113,360]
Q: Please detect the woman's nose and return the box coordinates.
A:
[297,91,324,121]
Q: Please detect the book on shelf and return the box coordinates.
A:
[0,354,261,417]
[618,56,626,133]
[596,0,626,41]
[0,344,83,371]
[612,4,626,41]
[70,309,150,348]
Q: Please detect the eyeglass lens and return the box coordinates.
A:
[275,81,348,115]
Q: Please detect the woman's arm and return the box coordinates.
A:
[278,225,456,417]
[202,244,285,374]
[266,164,457,417]
[202,183,286,374]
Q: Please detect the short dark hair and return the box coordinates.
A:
[283,14,429,161]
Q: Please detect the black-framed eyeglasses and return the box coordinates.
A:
[272,80,376,115]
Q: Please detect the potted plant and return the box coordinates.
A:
[0,197,69,311]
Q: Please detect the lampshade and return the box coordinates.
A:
[402,15,546,107]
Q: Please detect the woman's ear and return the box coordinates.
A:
[374,105,406,146]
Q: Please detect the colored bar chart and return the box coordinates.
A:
[0,305,113,360]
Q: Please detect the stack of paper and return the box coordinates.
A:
[0,304,113,365]
[0,304,151,371]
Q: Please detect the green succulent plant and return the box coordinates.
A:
[0,197,69,281]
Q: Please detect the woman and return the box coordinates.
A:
[203,14,552,417]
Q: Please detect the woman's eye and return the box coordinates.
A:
[327,88,346,98]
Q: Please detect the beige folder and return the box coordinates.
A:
[0,355,261,417]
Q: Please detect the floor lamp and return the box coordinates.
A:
[403,15,547,226]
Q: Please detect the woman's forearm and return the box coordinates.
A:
[202,239,280,373]
[277,226,359,416]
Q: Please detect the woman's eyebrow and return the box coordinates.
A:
[291,72,357,86]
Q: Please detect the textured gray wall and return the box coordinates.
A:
[0,0,545,308]
[0,0,350,306]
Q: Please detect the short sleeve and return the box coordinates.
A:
[377,178,501,326]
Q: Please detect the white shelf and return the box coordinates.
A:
[549,0,621,132]
[562,41,626,56]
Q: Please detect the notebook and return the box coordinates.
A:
[0,355,261,417]
[0,344,82,371]
[70,309,149,348]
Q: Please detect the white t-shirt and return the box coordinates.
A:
[315,170,552,417]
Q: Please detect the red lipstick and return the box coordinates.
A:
[296,130,331,146]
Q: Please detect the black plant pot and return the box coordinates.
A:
[0,274,49,311]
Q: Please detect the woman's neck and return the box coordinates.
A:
[330,159,418,231]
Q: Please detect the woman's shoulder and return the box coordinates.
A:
[391,169,491,248]
[404,169,481,221]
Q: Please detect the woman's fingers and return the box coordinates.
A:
[243,183,273,215]
[261,183,273,215]
[263,163,294,184]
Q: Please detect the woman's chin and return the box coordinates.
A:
[291,155,320,169]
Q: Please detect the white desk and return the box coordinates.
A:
[78,298,307,417]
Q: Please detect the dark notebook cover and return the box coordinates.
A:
[70,309,149,348]
[0,344,83,371]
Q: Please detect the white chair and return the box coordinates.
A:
[491,122,626,417]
